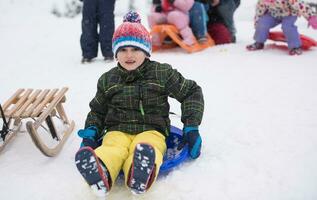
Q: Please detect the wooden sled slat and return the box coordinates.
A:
[13,89,42,118]
[2,89,25,110]
[33,87,68,129]
[31,89,59,118]
[6,89,33,117]
[22,89,50,118]
[151,24,215,53]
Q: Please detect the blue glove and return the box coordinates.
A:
[178,126,202,159]
[77,126,100,149]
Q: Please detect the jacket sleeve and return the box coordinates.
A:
[164,66,204,127]
[173,0,195,12]
[289,0,315,20]
[84,75,109,138]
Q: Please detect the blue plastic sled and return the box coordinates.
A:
[159,126,189,174]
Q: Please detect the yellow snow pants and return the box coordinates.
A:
[94,130,166,189]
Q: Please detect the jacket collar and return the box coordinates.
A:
[117,59,149,83]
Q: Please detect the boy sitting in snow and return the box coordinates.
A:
[246,0,317,55]
[75,11,204,196]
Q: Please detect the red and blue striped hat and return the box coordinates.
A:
[112,11,152,57]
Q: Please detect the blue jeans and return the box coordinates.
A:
[189,2,209,39]
[254,13,301,49]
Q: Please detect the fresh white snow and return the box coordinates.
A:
[1,0,317,200]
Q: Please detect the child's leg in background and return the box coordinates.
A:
[215,0,239,40]
[254,13,280,43]
[98,0,115,58]
[281,16,301,49]
[148,12,167,28]
[80,0,99,59]
[122,130,166,189]
[95,131,133,184]
[167,10,195,45]
[189,2,208,40]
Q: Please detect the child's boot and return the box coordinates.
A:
[197,36,208,44]
[104,56,114,63]
[128,143,156,194]
[180,27,195,46]
[289,47,302,56]
[246,42,264,51]
[163,36,173,45]
[75,147,111,197]
[81,57,93,64]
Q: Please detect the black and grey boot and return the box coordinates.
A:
[246,42,264,51]
[128,143,156,194]
[75,147,111,197]
[289,47,302,56]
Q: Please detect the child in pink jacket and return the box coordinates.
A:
[246,0,317,55]
[148,0,196,46]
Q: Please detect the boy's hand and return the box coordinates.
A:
[178,126,202,159]
[211,0,220,6]
[77,126,100,149]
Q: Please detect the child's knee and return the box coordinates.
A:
[148,13,167,27]
[167,11,189,29]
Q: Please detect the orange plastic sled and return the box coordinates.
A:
[151,25,215,53]
[268,31,317,50]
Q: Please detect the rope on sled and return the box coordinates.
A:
[0,104,9,141]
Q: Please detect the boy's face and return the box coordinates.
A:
[117,47,147,71]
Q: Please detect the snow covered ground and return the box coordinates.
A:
[1,0,317,199]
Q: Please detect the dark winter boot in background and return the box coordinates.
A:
[81,57,93,64]
[246,42,264,51]
[162,36,173,45]
[75,147,111,197]
[231,35,236,43]
[128,143,156,194]
[104,56,114,63]
[289,47,302,56]
[197,36,208,44]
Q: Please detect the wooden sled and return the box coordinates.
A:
[268,31,317,50]
[151,24,215,53]
[0,87,75,157]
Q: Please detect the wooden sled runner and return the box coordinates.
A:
[0,87,75,157]
[151,24,215,53]
[268,31,317,50]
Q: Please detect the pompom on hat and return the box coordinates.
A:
[112,11,152,57]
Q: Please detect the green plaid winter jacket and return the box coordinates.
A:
[85,58,204,139]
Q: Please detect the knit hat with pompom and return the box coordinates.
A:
[112,11,152,57]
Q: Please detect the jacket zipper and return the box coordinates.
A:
[138,84,145,116]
